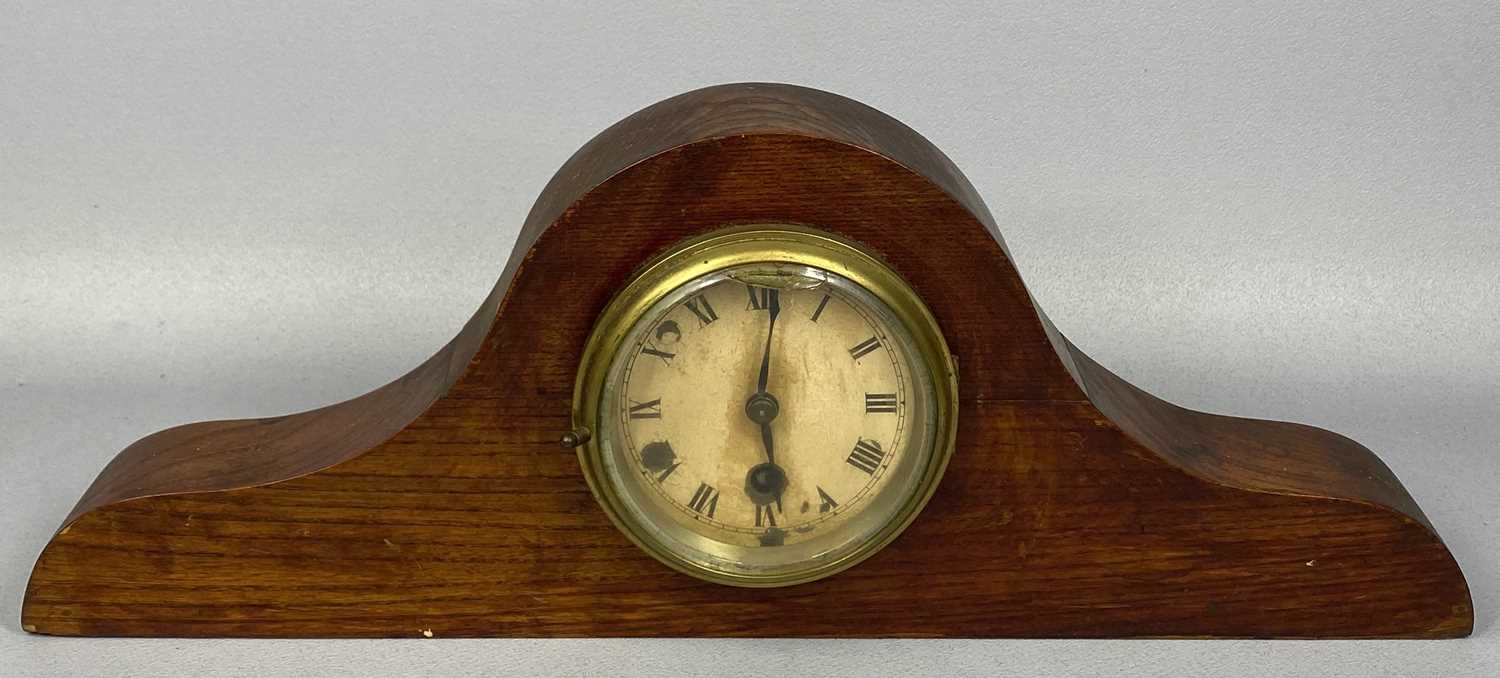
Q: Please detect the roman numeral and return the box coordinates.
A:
[755,503,779,527]
[810,293,832,322]
[687,483,719,518]
[816,486,839,513]
[846,438,885,474]
[848,336,882,360]
[654,320,682,342]
[684,295,718,326]
[746,285,779,311]
[865,393,898,413]
[628,398,661,419]
[641,346,675,365]
[640,441,678,480]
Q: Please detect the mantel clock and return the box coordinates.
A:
[23,83,1472,639]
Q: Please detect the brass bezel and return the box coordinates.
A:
[571,224,959,587]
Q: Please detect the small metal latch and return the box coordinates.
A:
[559,427,591,448]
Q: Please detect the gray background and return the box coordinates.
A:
[2,1,1497,675]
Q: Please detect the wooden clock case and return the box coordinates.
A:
[22,82,1472,638]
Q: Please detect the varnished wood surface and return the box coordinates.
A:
[22,83,1471,638]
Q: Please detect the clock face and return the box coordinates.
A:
[575,226,956,586]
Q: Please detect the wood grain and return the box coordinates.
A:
[22,83,1472,638]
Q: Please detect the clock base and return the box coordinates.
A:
[22,83,1471,638]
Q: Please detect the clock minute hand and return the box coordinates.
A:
[755,288,780,395]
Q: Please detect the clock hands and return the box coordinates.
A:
[745,287,786,513]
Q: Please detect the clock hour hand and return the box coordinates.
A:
[760,419,776,468]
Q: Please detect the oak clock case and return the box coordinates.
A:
[22,82,1471,638]
[572,226,958,587]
